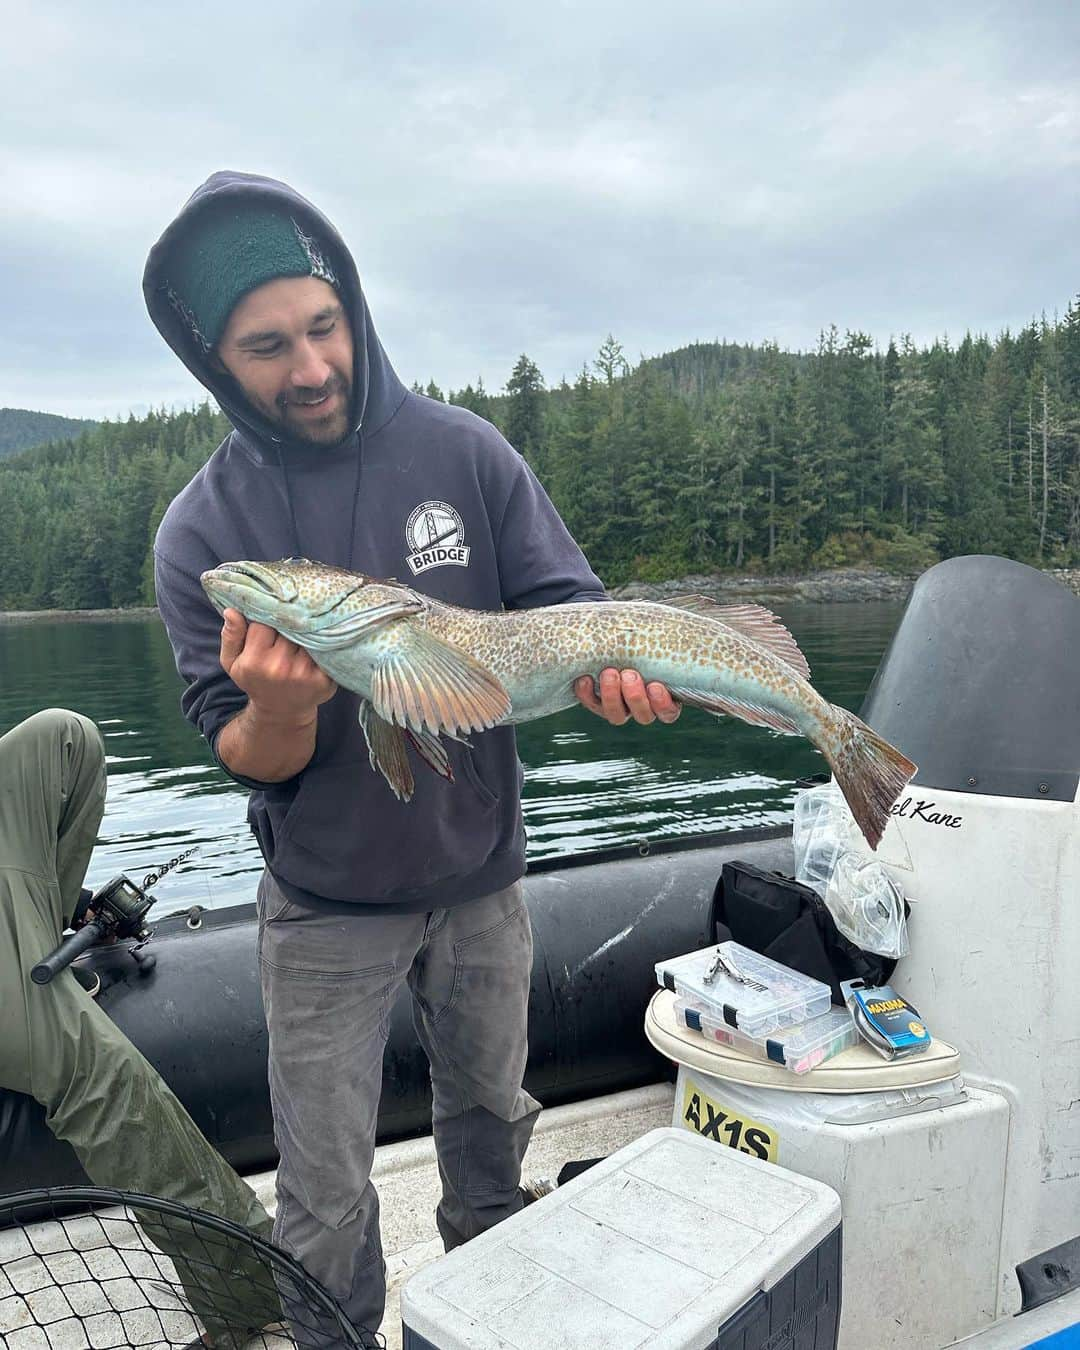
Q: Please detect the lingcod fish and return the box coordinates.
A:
[201,558,917,849]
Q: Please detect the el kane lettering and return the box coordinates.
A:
[889,797,963,828]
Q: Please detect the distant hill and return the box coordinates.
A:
[0,408,98,460]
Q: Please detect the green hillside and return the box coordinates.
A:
[0,408,98,460]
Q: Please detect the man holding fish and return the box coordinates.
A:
[144,171,684,1343]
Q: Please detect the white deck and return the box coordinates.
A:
[247,1083,676,1349]
[6,1080,1080,1348]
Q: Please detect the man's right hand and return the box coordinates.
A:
[220,609,337,723]
[215,609,337,783]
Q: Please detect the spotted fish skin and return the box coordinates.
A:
[201,558,917,849]
[424,598,809,725]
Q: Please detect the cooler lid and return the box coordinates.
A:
[400,1127,840,1350]
[646,989,961,1092]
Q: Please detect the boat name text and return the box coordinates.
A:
[889,797,963,828]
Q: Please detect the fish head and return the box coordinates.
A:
[200,558,425,646]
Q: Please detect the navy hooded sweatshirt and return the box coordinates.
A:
[145,171,606,914]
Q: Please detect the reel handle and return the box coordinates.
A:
[31,920,106,985]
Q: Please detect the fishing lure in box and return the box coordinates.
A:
[674,999,859,1074]
[656,941,832,1038]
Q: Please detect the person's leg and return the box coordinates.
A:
[0,708,106,927]
[409,881,541,1250]
[257,871,425,1340]
[0,711,278,1344]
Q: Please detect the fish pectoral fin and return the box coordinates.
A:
[405,727,454,782]
[666,685,803,735]
[371,629,511,736]
[662,597,811,679]
[301,596,427,651]
[358,700,415,801]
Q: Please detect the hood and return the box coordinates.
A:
[143,170,407,458]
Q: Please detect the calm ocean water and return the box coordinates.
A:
[0,603,903,911]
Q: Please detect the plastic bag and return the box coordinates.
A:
[793,782,909,959]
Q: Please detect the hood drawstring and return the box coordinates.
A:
[275,431,364,570]
[348,430,363,571]
[276,442,302,560]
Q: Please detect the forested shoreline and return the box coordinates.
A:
[2,303,1080,611]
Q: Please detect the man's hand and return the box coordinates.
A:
[216,609,337,783]
[574,669,682,726]
[220,609,337,724]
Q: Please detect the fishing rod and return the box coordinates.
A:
[30,846,198,986]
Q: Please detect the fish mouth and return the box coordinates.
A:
[201,562,299,606]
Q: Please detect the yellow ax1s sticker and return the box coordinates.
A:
[680,1078,778,1162]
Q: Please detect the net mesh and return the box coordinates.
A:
[0,1188,380,1350]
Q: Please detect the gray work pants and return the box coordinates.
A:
[257,871,541,1337]
[0,709,279,1346]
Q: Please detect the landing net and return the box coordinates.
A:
[0,1187,377,1349]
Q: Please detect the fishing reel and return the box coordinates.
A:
[31,875,158,986]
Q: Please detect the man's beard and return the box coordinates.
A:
[270,371,352,446]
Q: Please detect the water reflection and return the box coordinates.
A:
[0,602,903,910]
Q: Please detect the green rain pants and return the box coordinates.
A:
[0,709,282,1346]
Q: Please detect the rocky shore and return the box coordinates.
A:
[0,605,159,625]
[613,564,1080,605]
[1047,568,1080,598]
[5,566,1080,622]
[609,566,918,605]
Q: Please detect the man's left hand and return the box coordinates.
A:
[574,670,682,726]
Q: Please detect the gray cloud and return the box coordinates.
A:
[2,0,1079,416]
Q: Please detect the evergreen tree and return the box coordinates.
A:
[883,338,943,539]
[503,355,546,474]
[546,366,603,540]
[449,377,493,421]
[1062,296,1080,404]
[883,339,901,411]
[594,334,630,392]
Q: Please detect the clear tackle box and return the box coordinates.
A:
[655,941,832,1038]
[674,998,859,1074]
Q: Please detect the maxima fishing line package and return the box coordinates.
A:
[841,978,932,1060]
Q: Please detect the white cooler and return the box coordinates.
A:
[646,989,1011,1350]
[401,1126,841,1350]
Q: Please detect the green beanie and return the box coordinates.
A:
[166,203,338,350]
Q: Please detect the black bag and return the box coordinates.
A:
[713,860,902,1005]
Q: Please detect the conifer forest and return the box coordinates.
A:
[3,305,1080,611]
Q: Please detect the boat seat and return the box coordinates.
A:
[645,988,961,1092]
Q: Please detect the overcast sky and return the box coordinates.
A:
[3,1,1079,420]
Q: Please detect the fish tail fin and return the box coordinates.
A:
[824,707,917,851]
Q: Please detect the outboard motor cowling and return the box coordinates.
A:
[859,555,1080,1315]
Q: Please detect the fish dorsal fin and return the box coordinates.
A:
[666,685,803,736]
[662,596,810,679]
[371,628,511,735]
[358,701,414,801]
